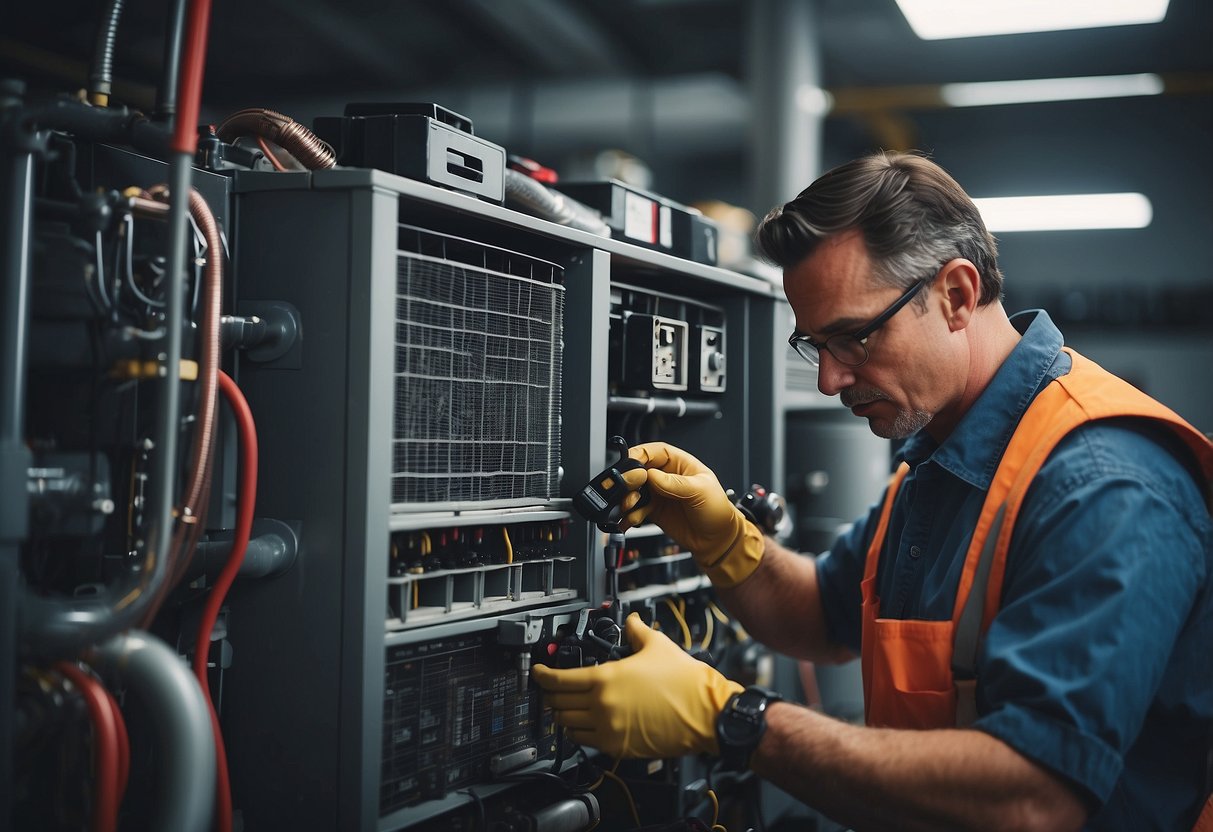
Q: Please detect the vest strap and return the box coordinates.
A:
[951,503,1006,681]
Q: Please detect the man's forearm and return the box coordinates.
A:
[713,536,853,663]
[752,703,1088,832]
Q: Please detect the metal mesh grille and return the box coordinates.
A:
[393,225,564,509]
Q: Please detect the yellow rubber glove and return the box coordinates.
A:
[618,442,765,588]
[532,613,743,759]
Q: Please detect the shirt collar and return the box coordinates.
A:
[897,309,1067,489]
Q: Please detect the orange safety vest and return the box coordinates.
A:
[858,349,1213,821]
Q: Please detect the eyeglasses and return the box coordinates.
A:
[788,276,931,368]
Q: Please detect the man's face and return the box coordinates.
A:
[783,230,957,440]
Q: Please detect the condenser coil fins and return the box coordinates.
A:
[393,225,564,510]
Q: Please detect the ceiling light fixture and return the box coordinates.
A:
[942,73,1164,107]
[895,0,1170,40]
[973,193,1153,232]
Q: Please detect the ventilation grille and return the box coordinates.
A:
[393,225,564,510]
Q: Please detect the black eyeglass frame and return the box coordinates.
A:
[788,275,931,368]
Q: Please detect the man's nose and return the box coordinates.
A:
[816,350,856,397]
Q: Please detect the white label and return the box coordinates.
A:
[624,192,657,243]
[659,205,672,249]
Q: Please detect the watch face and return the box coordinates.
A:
[718,688,780,771]
[719,713,760,744]
[719,694,765,743]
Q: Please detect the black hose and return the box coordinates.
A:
[154,0,188,119]
[24,99,169,158]
[89,0,126,106]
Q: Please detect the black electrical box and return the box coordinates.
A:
[555,180,719,266]
[314,103,506,203]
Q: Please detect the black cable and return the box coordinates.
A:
[459,789,487,831]
[753,772,768,832]
[498,770,571,792]
[89,0,126,105]
[155,0,188,119]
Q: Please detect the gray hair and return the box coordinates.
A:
[755,151,1003,307]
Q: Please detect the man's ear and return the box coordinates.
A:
[937,259,980,332]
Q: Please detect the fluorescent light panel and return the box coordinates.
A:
[942,73,1163,107]
[895,0,1170,40]
[973,194,1153,232]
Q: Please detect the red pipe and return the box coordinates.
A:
[102,686,130,800]
[56,662,120,832]
[192,371,257,832]
[170,0,213,155]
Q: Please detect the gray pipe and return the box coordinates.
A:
[19,152,193,657]
[606,394,720,417]
[187,518,300,582]
[87,631,216,832]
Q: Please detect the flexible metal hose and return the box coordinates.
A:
[89,0,126,106]
[504,169,611,237]
[216,108,336,170]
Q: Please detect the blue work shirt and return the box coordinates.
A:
[815,310,1212,830]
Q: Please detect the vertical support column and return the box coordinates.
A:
[748,14,825,826]
[0,79,36,830]
[559,249,610,606]
[341,183,397,829]
[743,294,788,494]
[747,0,826,213]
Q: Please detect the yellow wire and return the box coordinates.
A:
[420,532,431,556]
[663,598,692,650]
[502,526,514,564]
[700,604,714,650]
[707,789,720,828]
[589,756,620,792]
[708,600,729,623]
[412,582,419,610]
[600,769,641,828]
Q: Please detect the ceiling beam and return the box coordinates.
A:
[459,0,632,76]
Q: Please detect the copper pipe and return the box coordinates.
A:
[216,108,336,170]
[255,135,288,172]
[129,195,169,217]
[178,188,221,530]
[133,185,223,625]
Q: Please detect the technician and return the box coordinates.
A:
[532,152,1213,831]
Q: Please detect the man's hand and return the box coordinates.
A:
[617,442,765,588]
[532,613,743,759]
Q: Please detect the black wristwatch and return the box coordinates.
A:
[715,685,783,771]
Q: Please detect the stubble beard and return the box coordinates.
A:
[841,388,932,440]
